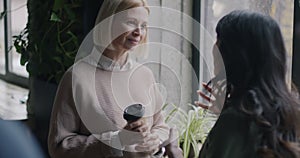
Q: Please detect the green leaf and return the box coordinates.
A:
[50,12,62,22]
[165,108,178,123]
[67,31,76,39]
[162,103,169,110]
[52,57,62,64]
[0,11,6,20]
[14,44,21,53]
[67,31,78,45]
[20,53,28,65]
[53,0,65,11]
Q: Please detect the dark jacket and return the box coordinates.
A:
[199,106,261,158]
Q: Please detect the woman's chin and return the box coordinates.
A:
[125,45,138,51]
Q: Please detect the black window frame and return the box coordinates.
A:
[292,0,300,91]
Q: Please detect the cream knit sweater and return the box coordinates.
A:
[48,48,169,158]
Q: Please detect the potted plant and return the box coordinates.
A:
[12,0,83,154]
[14,0,82,83]
[163,103,217,158]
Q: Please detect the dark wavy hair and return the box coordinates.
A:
[216,10,300,158]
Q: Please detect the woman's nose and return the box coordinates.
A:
[132,28,141,36]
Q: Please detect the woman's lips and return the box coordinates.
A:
[128,38,139,45]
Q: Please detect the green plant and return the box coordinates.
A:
[163,103,216,158]
[13,0,82,84]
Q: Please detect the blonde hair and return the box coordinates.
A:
[93,0,149,59]
[95,0,149,25]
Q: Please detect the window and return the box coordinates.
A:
[0,0,28,88]
[199,0,294,84]
[10,0,28,77]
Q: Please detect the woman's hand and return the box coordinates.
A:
[118,118,149,146]
[163,128,183,158]
[119,118,161,154]
[194,82,223,115]
[135,132,161,155]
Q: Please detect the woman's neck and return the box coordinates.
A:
[102,48,128,66]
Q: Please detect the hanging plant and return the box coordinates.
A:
[12,0,83,84]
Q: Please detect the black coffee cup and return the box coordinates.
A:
[123,104,145,122]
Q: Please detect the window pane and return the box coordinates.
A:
[10,0,28,77]
[0,0,5,74]
[200,0,294,84]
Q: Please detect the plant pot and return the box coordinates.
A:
[28,77,58,156]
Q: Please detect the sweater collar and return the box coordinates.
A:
[84,47,136,71]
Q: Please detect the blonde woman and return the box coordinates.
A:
[48,0,169,157]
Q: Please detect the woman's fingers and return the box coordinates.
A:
[197,90,215,102]
[194,101,209,109]
[194,80,225,115]
[199,91,210,102]
[129,119,143,128]
[124,119,149,134]
[194,100,221,114]
[202,82,212,93]
[129,119,146,129]
[210,105,221,114]
[119,129,145,145]
[135,133,160,154]
[132,123,148,133]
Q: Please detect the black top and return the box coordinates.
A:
[199,106,261,158]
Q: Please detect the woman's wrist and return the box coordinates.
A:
[112,130,125,150]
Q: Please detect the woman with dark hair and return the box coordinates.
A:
[196,10,300,158]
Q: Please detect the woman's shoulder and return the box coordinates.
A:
[207,104,254,142]
[133,63,153,74]
[199,107,259,158]
[131,64,156,80]
[58,61,95,87]
[220,106,245,119]
[216,105,254,132]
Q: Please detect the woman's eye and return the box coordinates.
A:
[126,21,136,26]
[141,24,147,29]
